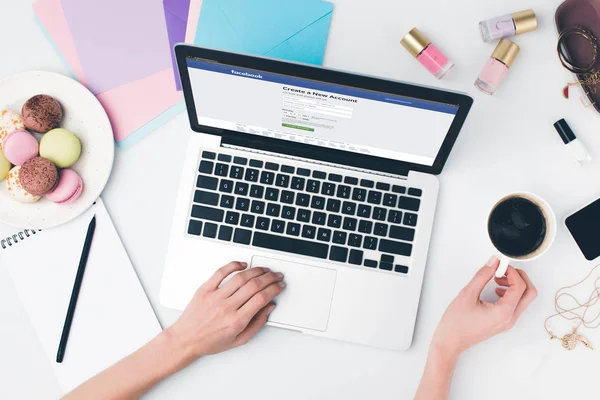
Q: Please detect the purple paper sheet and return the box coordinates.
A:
[61,0,173,95]
[163,0,190,90]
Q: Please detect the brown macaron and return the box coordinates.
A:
[19,157,59,196]
[22,95,63,133]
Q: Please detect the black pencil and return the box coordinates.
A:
[56,215,96,363]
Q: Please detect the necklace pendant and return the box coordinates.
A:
[561,333,593,350]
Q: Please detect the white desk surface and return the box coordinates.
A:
[1,0,599,398]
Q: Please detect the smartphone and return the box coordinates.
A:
[566,197,600,261]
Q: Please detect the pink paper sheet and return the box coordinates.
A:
[184,0,203,43]
[33,0,183,143]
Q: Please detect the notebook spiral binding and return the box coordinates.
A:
[1,230,41,249]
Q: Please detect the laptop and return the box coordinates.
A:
[160,45,473,351]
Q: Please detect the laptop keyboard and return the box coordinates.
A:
[187,149,423,275]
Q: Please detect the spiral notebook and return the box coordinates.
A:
[0,199,162,394]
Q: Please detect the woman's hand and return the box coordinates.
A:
[167,261,285,361]
[431,256,537,357]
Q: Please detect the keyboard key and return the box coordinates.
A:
[245,168,259,182]
[349,249,363,265]
[329,173,342,182]
[364,236,378,250]
[395,265,409,274]
[380,262,393,271]
[374,223,388,237]
[219,179,234,193]
[381,254,394,264]
[282,206,296,220]
[265,162,279,171]
[383,193,398,207]
[328,214,342,228]
[360,179,374,188]
[398,196,421,212]
[194,190,219,206]
[367,191,382,205]
[343,217,357,231]
[256,217,270,231]
[329,246,348,262]
[379,239,413,256]
[275,174,290,188]
[307,179,320,193]
[326,199,341,213]
[336,185,351,199]
[333,231,347,244]
[297,208,311,222]
[352,188,367,201]
[373,207,387,221]
[203,223,218,238]
[215,163,229,176]
[291,177,305,191]
[297,168,310,176]
[202,151,216,160]
[286,222,300,236]
[281,165,295,174]
[218,225,233,241]
[188,220,202,235]
[240,214,255,227]
[388,210,403,224]
[390,226,415,242]
[312,211,326,226]
[376,182,390,191]
[313,170,326,179]
[251,200,265,214]
[265,187,279,201]
[321,182,336,196]
[404,213,418,227]
[302,225,317,239]
[408,188,422,197]
[236,198,250,212]
[199,160,214,174]
[250,185,264,199]
[253,232,328,258]
[311,196,325,210]
[233,156,247,165]
[357,204,371,218]
[392,185,406,194]
[233,228,252,244]
[249,159,263,168]
[260,171,275,185]
[197,175,218,190]
[218,154,232,162]
[344,176,358,185]
[266,203,281,217]
[235,182,249,196]
[342,201,356,215]
[229,166,244,180]
[225,211,240,225]
[281,190,295,204]
[220,195,234,209]
[364,259,378,268]
[317,228,332,242]
[348,234,362,247]
[271,219,285,233]
[295,193,310,207]
[192,205,224,222]
[358,220,373,234]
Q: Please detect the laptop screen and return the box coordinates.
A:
[185,57,460,168]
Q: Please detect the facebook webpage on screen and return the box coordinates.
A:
[186,59,458,166]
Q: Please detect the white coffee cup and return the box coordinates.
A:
[487,192,557,278]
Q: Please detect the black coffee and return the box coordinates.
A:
[488,196,547,258]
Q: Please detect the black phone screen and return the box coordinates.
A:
[566,198,600,261]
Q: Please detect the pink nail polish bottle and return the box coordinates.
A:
[401,28,454,79]
[475,39,520,95]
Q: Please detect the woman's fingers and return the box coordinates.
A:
[239,281,286,322]
[232,304,276,348]
[510,269,538,320]
[495,287,507,297]
[229,271,284,307]
[201,262,248,292]
[496,266,527,311]
[218,267,270,298]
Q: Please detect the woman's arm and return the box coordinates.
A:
[414,256,537,400]
[63,261,285,400]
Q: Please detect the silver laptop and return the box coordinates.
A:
[160,45,473,351]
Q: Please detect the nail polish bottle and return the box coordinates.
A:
[479,9,538,43]
[475,39,520,95]
[401,28,454,79]
[553,119,592,166]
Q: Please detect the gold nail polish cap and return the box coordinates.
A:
[512,9,538,35]
[401,28,431,58]
[491,39,520,68]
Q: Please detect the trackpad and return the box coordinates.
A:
[251,256,337,332]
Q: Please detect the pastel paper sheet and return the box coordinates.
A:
[163,0,191,90]
[184,0,203,43]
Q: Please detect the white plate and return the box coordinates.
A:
[0,71,114,229]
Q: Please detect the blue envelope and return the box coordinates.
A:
[194,0,333,65]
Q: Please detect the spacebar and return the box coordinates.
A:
[252,232,329,259]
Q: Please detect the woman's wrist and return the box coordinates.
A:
[429,335,462,366]
[152,328,202,380]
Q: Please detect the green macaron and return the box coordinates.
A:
[40,128,82,168]
[0,150,10,182]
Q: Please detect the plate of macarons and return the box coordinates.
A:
[0,71,114,229]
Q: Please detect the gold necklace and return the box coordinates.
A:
[544,264,600,351]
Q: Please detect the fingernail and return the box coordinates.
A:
[485,256,499,267]
[275,272,284,279]
[278,281,286,288]
[240,262,248,267]
[262,267,270,273]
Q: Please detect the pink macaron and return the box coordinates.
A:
[45,169,83,204]
[2,130,39,166]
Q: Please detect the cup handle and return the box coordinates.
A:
[495,256,510,278]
